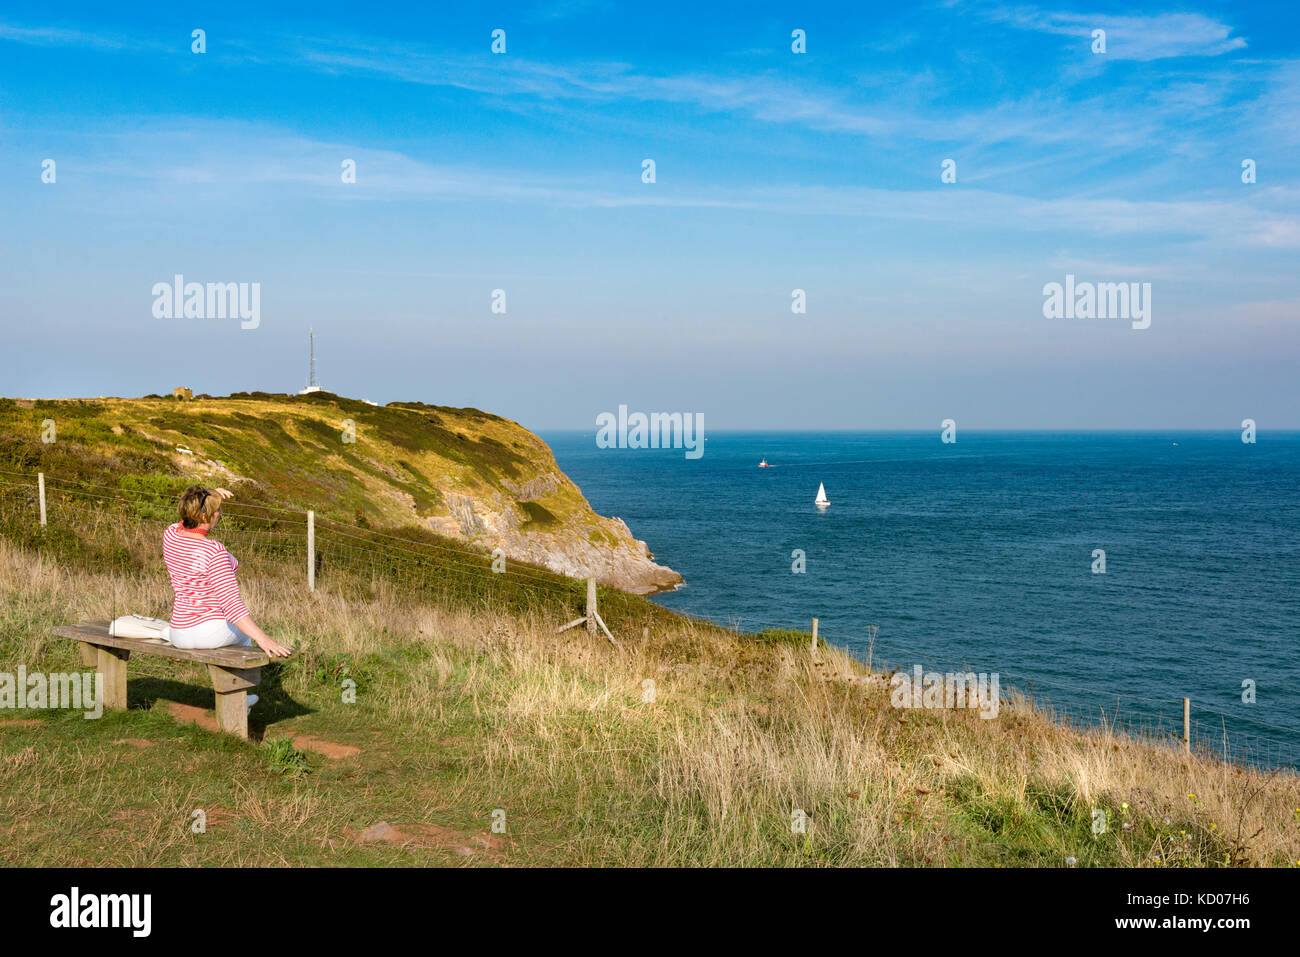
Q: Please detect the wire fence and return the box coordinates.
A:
[1,468,1296,772]
[704,600,1300,771]
[0,469,658,632]
[820,621,1300,771]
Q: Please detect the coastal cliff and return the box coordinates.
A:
[0,391,681,595]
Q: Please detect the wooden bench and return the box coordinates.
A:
[53,621,291,739]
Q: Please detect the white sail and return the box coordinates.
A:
[815,482,829,505]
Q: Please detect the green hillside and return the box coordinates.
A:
[0,391,679,594]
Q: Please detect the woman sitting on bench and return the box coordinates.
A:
[164,485,292,659]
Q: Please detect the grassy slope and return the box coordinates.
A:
[0,393,1296,866]
[1,528,1297,867]
[0,392,608,541]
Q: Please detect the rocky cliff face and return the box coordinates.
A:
[429,480,682,595]
[363,402,684,595]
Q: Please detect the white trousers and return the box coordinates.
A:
[166,619,254,650]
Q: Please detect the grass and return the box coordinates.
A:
[0,391,616,547]
[261,736,312,778]
[1,529,1298,867]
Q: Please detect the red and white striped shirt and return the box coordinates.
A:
[163,522,250,628]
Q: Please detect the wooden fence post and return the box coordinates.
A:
[811,617,819,654]
[555,577,617,648]
[307,510,316,593]
[1182,697,1190,753]
[37,472,47,527]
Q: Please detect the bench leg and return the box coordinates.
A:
[207,665,261,740]
[95,646,130,710]
[213,690,249,739]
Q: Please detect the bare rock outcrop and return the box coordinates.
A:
[426,494,681,595]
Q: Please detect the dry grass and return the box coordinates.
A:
[1,535,1297,867]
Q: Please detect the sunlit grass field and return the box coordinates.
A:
[2,521,1297,867]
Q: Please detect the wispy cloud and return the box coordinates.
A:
[33,120,1299,248]
[253,33,1291,163]
[0,14,1278,162]
[0,21,145,51]
[988,6,1248,60]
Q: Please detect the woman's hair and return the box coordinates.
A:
[178,485,222,529]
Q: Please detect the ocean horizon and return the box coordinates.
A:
[544,429,1300,767]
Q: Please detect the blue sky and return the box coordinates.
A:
[1,0,1297,429]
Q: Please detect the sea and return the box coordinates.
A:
[542,430,1300,768]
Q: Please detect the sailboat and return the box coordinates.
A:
[814,482,830,508]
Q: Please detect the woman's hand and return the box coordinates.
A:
[214,487,235,500]
[254,635,293,658]
[234,615,293,658]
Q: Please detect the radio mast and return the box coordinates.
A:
[299,328,322,394]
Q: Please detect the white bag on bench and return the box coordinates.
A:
[109,615,172,642]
